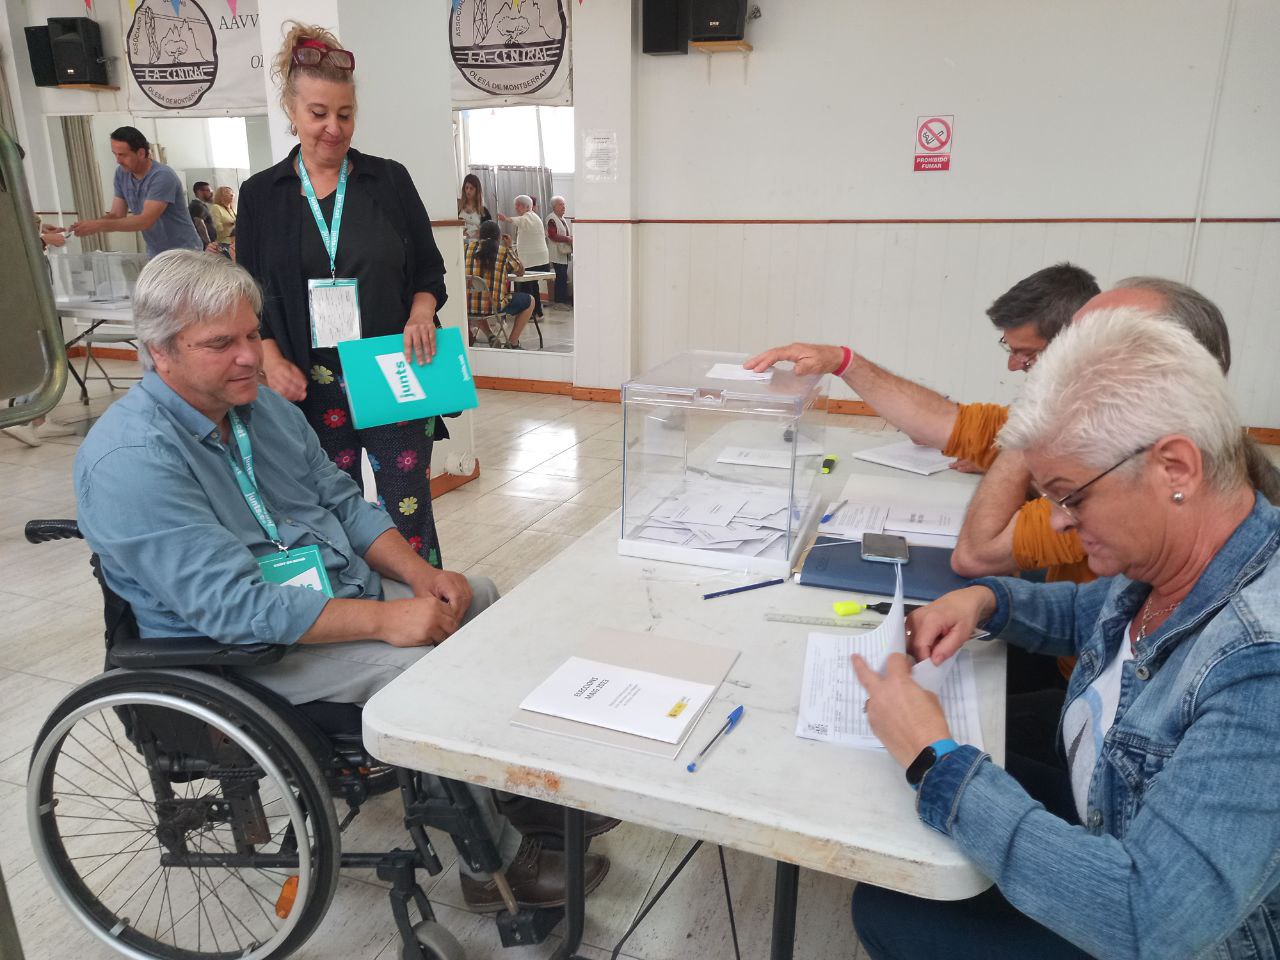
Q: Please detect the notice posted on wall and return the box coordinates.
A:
[584,130,619,182]
[914,115,953,172]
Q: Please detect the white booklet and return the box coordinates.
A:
[706,362,773,382]
[519,656,716,744]
[852,439,955,476]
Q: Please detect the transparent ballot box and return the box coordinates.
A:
[49,251,148,301]
[620,351,827,576]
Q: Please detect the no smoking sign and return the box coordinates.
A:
[914,115,953,172]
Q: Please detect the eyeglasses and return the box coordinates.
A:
[1037,446,1150,523]
[290,40,355,72]
[998,335,1041,370]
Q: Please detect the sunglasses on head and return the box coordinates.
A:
[291,39,355,72]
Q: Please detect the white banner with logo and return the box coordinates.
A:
[449,0,572,109]
[123,0,266,116]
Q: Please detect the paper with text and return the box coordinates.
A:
[520,656,716,744]
[818,501,889,540]
[853,440,955,476]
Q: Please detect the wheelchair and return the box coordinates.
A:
[22,519,564,960]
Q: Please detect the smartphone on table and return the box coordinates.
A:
[860,532,910,564]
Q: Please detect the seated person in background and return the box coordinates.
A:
[852,309,1280,960]
[498,195,551,321]
[465,220,535,349]
[953,276,1280,582]
[745,263,1100,472]
[74,250,613,913]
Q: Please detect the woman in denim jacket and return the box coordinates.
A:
[853,308,1280,960]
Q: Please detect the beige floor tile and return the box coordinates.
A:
[521,421,612,444]
[574,438,624,461]
[461,493,561,529]
[0,669,77,762]
[0,748,28,785]
[466,466,524,495]
[529,452,619,482]
[377,900,626,960]
[568,468,624,509]
[431,485,491,519]
[0,535,98,603]
[0,437,80,468]
[0,779,36,880]
[461,562,540,596]
[496,472,591,502]
[594,422,626,442]
[476,445,563,473]
[529,502,617,538]
[435,518,524,567]
[478,531,576,569]
[0,593,108,685]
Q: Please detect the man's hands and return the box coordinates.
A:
[262,350,308,402]
[68,219,104,237]
[905,586,997,665]
[378,596,462,647]
[743,342,846,377]
[948,458,983,474]
[851,653,952,768]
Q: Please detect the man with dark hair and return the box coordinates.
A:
[189,180,215,247]
[745,263,1101,473]
[70,125,202,258]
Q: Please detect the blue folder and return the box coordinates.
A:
[797,537,972,602]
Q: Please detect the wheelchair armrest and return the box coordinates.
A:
[25,519,83,543]
[108,636,288,669]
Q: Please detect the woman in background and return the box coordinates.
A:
[458,173,490,242]
[210,185,237,257]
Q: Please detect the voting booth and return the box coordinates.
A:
[619,351,827,575]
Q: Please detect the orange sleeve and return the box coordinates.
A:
[941,403,1009,472]
[1012,498,1095,583]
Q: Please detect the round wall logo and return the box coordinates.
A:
[450,0,567,97]
[127,0,218,110]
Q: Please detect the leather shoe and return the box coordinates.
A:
[460,836,609,913]
[497,795,621,841]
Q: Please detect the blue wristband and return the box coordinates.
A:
[908,738,960,792]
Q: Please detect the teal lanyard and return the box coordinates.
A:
[298,154,348,279]
[227,410,284,549]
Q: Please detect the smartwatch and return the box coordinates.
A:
[906,738,959,791]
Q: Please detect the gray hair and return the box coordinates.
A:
[514,195,532,210]
[132,250,263,370]
[550,195,565,206]
[1115,276,1230,373]
[999,306,1246,492]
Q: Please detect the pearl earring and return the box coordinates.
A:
[1172,491,1185,504]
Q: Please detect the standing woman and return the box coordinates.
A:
[238,22,448,567]
[458,173,490,242]
[209,185,237,256]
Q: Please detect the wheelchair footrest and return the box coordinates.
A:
[496,905,564,948]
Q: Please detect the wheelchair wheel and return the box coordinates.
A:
[28,669,341,959]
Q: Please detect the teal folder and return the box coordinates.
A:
[336,328,478,429]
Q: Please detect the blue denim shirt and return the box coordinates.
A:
[916,493,1280,960]
[74,373,395,645]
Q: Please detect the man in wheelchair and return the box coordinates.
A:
[71,249,613,918]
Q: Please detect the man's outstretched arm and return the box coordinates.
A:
[951,450,1029,577]
[744,342,958,450]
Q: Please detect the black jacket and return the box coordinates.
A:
[237,145,448,369]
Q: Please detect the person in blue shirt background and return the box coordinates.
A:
[70,125,201,258]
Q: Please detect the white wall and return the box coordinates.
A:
[571,0,1280,428]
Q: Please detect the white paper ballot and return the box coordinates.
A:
[818,501,889,540]
[853,440,955,476]
[716,439,823,469]
[652,493,749,526]
[793,565,984,750]
[706,363,773,382]
[884,506,961,539]
[520,657,716,744]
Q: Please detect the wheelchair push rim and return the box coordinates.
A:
[28,689,318,960]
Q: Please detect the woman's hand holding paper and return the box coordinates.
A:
[906,585,998,665]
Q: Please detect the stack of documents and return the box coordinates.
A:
[512,630,740,759]
[633,487,797,559]
[852,439,955,476]
[794,566,983,750]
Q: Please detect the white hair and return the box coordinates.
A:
[514,195,532,209]
[132,250,263,370]
[551,195,565,206]
[998,306,1246,491]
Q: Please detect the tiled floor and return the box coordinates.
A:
[472,302,575,356]
[0,358,895,959]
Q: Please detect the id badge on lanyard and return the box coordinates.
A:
[227,411,335,598]
[300,154,361,348]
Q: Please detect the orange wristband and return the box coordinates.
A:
[834,346,853,377]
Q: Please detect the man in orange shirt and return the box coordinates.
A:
[745,262,1101,473]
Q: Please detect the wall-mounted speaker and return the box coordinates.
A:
[643,0,689,55]
[48,17,107,86]
[24,27,59,88]
[690,0,747,42]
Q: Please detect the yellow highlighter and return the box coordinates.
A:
[833,600,865,617]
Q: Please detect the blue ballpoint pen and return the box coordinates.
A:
[821,499,848,524]
[686,705,745,772]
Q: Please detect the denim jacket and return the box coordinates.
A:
[916,493,1280,960]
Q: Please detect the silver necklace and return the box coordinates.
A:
[1132,597,1178,652]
